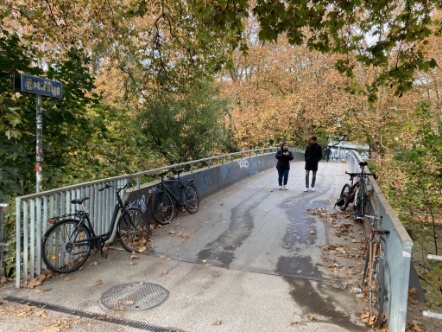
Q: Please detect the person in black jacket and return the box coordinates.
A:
[304,136,322,192]
[275,142,294,190]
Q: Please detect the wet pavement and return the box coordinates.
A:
[0,160,370,332]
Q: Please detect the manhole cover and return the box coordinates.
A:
[100,282,169,311]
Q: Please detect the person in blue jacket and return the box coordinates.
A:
[275,142,294,190]
[325,146,332,162]
[304,136,322,192]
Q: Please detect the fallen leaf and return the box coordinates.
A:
[307,314,316,321]
[213,319,222,326]
[35,288,51,294]
[25,274,46,288]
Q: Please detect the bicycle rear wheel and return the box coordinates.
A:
[339,184,351,211]
[369,256,386,328]
[42,219,92,274]
[183,184,199,213]
[151,189,174,224]
[118,208,150,253]
[353,187,366,221]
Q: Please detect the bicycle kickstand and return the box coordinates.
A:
[98,239,108,259]
[101,248,108,259]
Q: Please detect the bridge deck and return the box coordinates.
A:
[1,160,370,332]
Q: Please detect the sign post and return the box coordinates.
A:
[14,74,62,193]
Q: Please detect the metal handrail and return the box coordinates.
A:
[17,148,279,201]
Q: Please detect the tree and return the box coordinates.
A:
[137,80,232,164]
[253,0,441,100]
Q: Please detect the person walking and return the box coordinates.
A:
[325,146,331,162]
[304,136,322,192]
[275,142,294,190]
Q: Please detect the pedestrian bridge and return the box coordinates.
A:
[13,148,413,331]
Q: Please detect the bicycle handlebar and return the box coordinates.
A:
[345,171,378,179]
[98,182,130,193]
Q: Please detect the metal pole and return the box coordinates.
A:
[36,95,43,193]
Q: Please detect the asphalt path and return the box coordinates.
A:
[0,160,369,332]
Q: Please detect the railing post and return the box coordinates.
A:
[0,203,8,278]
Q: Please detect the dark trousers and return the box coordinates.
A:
[305,170,317,188]
[277,169,289,186]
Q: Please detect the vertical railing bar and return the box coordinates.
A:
[43,196,48,233]
[23,201,28,285]
[36,197,42,275]
[94,184,99,232]
[15,197,21,288]
[30,200,35,280]
[66,191,71,217]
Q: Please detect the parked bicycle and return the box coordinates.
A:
[362,214,390,328]
[336,161,378,221]
[42,182,149,273]
[150,169,200,225]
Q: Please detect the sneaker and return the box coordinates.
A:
[279,186,283,190]
[283,185,287,190]
[304,187,309,192]
[310,187,316,192]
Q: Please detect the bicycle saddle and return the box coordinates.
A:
[71,197,90,205]
[174,169,183,175]
[359,161,368,166]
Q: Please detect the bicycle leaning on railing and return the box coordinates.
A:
[150,169,200,225]
[361,214,390,328]
[42,182,149,273]
[335,161,378,221]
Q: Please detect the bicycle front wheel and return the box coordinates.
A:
[339,184,351,211]
[42,219,92,274]
[183,184,199,214]
[151,189,174,225]
[118,208,150,253]
[362,239,370,287]
[370,256,386,328]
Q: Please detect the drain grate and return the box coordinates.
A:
[4,296,180,332]
[100,282,170,311]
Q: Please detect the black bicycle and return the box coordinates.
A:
[42,182,149,273]
[337,161,378,221]
[151,170,200,225]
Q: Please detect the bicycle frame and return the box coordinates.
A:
[48,184,129,248]
[156,173,189,206]
[347,175,362,202]
[70,203,121,246]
